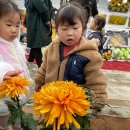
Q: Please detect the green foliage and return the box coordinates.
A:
[5,100,37,130]
[39,125,53,130]
[36,120,53,130]
[6,100,21,125]
[70,114,92,130]
[8,106,22,125]
[36,114,92,130]
[21,112,37,130]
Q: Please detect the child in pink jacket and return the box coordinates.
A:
[0,0,30,129]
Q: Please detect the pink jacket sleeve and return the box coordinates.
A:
[0,61,14,83]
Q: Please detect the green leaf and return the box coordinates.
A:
[74,115,92,130]
[6,100,37,130]
[82,119,92,130]
[36,121,44,126]
[70,124,81,130]
[75,116,85,126]
[21,112,37,130]
[7,105,21,125]
[39,128,45,130]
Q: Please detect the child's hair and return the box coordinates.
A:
[55,2,88,31]
[94,16,106,31]
[0,0,21,19]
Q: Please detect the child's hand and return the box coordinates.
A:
[3,70,23,80]
[35,84,42,92]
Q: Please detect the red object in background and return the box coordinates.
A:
[26,55,36,64]
[102,61,130,72]
[26,54,130,72]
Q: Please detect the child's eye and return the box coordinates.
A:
[62,29,67,31]
[6,24,11,27]
[16,25,20,27]
[73,27,78,29]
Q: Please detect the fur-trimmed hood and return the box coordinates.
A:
[52,36,99,52]
[35,36,107,108]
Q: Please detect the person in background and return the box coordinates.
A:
[20,33,27,52]
[0,0,30,129]
[79,0,98,17]
[20,33,31,56]
[69,0,98,25]
[20,33,27,44]
[86,15,106,53]
[26,0,54,67]
[35,3,107,111]
[24,0,29,8]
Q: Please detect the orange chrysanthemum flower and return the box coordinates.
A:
[0,76,31,98]
[33,81,90,130]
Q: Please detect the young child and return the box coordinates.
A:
[35,3,107,110]
[20,33,27,51]
[20,33,27,44]
[20,33,31,56]
[0,0,30,129]
[86,15,106,53]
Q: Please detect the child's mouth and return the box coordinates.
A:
[67,39,73,42]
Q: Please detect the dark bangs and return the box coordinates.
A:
[55,3,85,30]
[0,0,21,19]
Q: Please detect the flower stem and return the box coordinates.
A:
[16,96,25,129]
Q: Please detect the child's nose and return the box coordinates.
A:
[68,29,74,35]
[11,27,17,33]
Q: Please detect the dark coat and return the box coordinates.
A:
[26,0,53,48]
[87,31,103,53]
[59,43,90,84]
[79,0,98,17]
[69,0,98,16]
[69,0,98,24]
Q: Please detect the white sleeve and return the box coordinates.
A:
[0,61,14,83]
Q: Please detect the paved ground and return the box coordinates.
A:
[27,61,130,118]
[102,70,130,118]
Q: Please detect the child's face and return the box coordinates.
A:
[0,12,20,42]
[21,36,27,43]
[87,18,97,30]
[57,17,83,46]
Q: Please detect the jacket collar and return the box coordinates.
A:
[52,36,98,52]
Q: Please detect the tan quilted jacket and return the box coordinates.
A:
[35,36,107,108]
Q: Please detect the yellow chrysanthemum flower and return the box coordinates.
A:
[123,2,129,8]
[109,1,118,7]
[33,81,90,130]
[128,18,130,27]
[0,76,31,98]
[111,7,116,11]
[110,0,122,4]
[118,0,123,4]
[117,8,120,12]
[109,15,127,25]
[122,8,126,12]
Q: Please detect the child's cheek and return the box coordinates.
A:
[60,35,66,40]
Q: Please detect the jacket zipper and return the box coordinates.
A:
[57,61,62,80]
